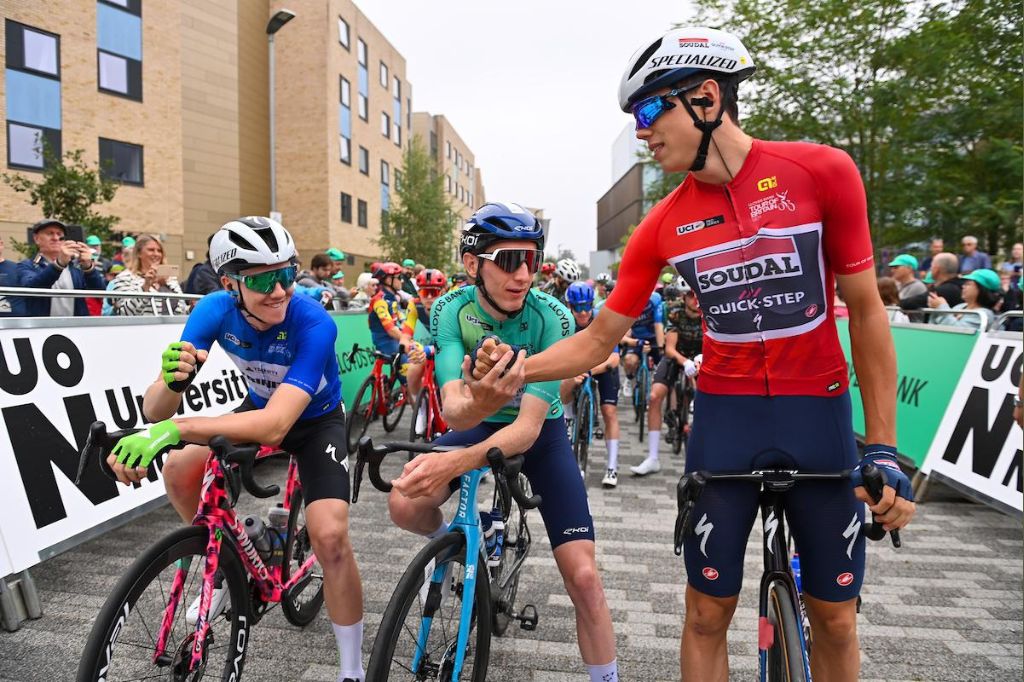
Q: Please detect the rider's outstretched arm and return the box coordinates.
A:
[521,309,634,383]
[174,384,311,446]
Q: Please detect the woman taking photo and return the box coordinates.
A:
[110,234,189,316]
[927,268,1002,330]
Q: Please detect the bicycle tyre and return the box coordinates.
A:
[763,580,809,682]
[491,475,531,637]
[382,382,407,433]
[281,487,325,626]
[76,526,250,682]
[672,382,686,456]
[573,390,592,481]
[367,532,491,681]
[347,375,375,453]
[637,368,648,443]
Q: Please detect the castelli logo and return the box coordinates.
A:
[805,304,818,318]
[702,567,720,581]
[836,572,854,587]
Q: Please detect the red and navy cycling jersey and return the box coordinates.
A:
[605,139,875,397]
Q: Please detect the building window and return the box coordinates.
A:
[379,61,388,87]
[446,141,451,159]
[445,175,451,193]
[357,39,367,66]
[392,76,401,99]
[5,20,62,169]
[381,160,390,185]
[340,76,351,106]
[381,112,390,138]
[339,135,350,164]
[340,192,352,223]
[337,16,349,49]
[99,0,141,14]
[339,76,351,164]
[96,1,142,101]
[430,132,437,158]
[393,124,401,147]
[358,146,369,175]
[395,169,403,191]
[99,137,143,185]
[358,94,367,121]
[357,199,368,228]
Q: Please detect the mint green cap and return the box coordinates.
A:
[402,258,415,268]
[85,235,101,246]
[962,268,1001,292]
[122,236,136,247]
[326,248,345,261]
[887,254,918,270]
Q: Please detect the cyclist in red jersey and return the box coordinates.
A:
[471,27,916,682]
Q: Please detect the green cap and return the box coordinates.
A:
[402,258,415,268]
[122,236,136,248]
[85,235,101,246]
[109,264,125,274]
[887,254,918,269]
[326,247,345,261]
[332,272,344,280]
[923,272,935,284]
[962,268,1001,292]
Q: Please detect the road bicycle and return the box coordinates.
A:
[663,367,696,457]
[74,422,324,682]
[673,465,900,682]
[353,437,541,681]
[631,339,653,442]
[347,344,408,453]
[408,354,448,451]
[569,372,597,481]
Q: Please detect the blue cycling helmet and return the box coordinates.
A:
[566,282,595,308]
[460,202,545,256]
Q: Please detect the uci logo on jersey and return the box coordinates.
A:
[676,214,725,236]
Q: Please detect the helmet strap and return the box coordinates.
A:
[680,94,725,172]
[229,284,270,327]
[475,261,524,319]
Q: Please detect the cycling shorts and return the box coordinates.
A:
[623,344,662,366]
[652,357,681,388]
[682,390,863,602]
[372,338,411,379]
[432,416,595,549]
[234,398,351,504]
[593,370,620,405]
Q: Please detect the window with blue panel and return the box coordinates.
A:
[96,0,142,100]
[5,20,62,169]
[339,76,351,164]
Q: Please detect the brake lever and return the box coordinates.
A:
[861,464,901,548]
[485,448,541,509]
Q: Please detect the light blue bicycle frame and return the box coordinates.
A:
[410,465,489,681]
[572,374,596,452]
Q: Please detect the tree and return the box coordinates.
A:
[691,0,1023,255]
[378,135,455,270]
[2,143,121,256]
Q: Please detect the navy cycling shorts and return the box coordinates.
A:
[593,369,620,405]
[431,416,595,549]
[623,343,662,366]
[682,391,864,603]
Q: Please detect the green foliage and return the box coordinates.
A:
[691,0,1023,256]
[2,143,121,257]
[378,135,455,270]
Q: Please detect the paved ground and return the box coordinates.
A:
[0,405,1021,681]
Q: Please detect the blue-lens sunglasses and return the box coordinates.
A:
[631,83,702,130]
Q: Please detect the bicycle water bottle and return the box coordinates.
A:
[266,503,290,567]
[243,515,272,561]
[790,552,803,593]
[488,507,505,569]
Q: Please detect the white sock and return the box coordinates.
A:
[427,517,448,539]
[587,659,618,682]
[606,439,619,471]
[647,431,660,460]
[332,621,365,681]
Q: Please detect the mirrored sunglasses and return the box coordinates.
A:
[631,83,700,130]
[229,265,297,294]
[476,248,545,274]
[570,303,593,313]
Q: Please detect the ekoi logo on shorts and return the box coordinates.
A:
[702,567,720,581]
[836,572,854,587]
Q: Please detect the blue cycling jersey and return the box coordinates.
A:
[181,291,342,420]
[630,292,664,340]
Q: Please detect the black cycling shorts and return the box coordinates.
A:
[431,416,595,550]
[234,397,351,504]
[652,357,681,388]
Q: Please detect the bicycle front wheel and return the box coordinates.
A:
[281,487,325,626]
[763,580,810,682]
[636,368,648,443]
[367,532,491,681]
[347,375,375,453]
[383,382,407,432]
[77,526,250,682]
[491,474,532,637]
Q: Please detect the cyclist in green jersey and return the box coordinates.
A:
[387,203,619,682]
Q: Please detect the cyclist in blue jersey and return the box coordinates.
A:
[106,217,367,682]
[620,290,664,398]
[387,203,619,682]
[560,282,622,488]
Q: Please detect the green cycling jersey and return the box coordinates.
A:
[430,285,574,423]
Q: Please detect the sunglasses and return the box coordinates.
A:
[228,265,297,294]
[570,303,593,313]
[475,248,545,274]
[631,83,700,130]
[418,287,443,298]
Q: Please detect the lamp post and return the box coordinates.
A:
[267,9,295,219]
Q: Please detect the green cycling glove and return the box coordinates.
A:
[162,341,203,392]
[112,420,182,469]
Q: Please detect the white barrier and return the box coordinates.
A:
[920,329,1024,517]
[0,317,245,577]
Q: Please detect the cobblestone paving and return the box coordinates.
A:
[0,405,1020,681]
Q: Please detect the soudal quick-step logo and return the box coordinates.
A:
[748,190,796,220]
[678,37,709,48]
[696,237,803,293]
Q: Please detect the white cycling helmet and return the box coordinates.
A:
[618,27,755,112]
[210,216,297,274]
[556,258,581,283]
[595,272,612,284]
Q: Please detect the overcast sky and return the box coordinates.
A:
[361,1,692,264]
